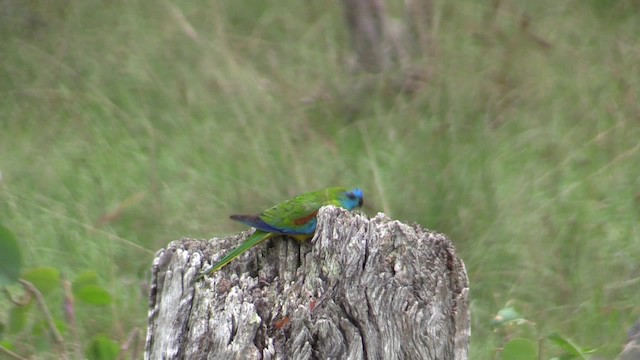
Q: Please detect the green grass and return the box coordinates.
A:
[1,0,639,358]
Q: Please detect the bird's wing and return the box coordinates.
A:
[230,188,346,235]
[259,190,333,234]
[228,214,284,233]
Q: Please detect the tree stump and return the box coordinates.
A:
[145,206,470,360]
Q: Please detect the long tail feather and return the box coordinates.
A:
[194,230,273,281]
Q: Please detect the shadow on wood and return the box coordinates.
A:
[145,206,470,360]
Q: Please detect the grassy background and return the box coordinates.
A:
[1,0,639,358]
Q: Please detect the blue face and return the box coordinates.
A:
[341,188,364,210]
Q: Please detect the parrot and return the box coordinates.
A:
[195,187,363,280]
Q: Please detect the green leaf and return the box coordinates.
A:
[8,304,31,334]
[31,318,67,351]
[76,285,113,305]
[32,318,66,338]
[72,270,99,295]
[501,338,538,360]
[0,224,22,286]
[547,332,596,359]
[22,267,61,295]
[0,340,16,351]
[86,335,120,360]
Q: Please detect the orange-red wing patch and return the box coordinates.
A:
[274,316,290,330]
[293,211,318,226]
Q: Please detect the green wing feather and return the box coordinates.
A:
[259,187,346,231]
[194,230,273,280]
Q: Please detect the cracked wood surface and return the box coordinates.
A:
[145,206,470,360]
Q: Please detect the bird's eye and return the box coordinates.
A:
[346,193,356,200]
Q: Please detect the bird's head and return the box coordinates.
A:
[339,187,364,210]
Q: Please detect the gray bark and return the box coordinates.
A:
[145,206,470,360]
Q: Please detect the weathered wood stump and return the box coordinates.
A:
[145,206,470,360]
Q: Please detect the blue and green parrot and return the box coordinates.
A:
[195,187,363,280]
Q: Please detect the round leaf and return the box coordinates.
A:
[8,305,31,334]
[0,340,16,351]
[32,318,67,337]
[76,285,113,305]
[72,270,99,295]
[0,225,22,286]
[86,335,120,360]
[32,318,67,351]
[22,267,61,295]
[501,338,538,360]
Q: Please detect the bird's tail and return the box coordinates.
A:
[194,230,273,281]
